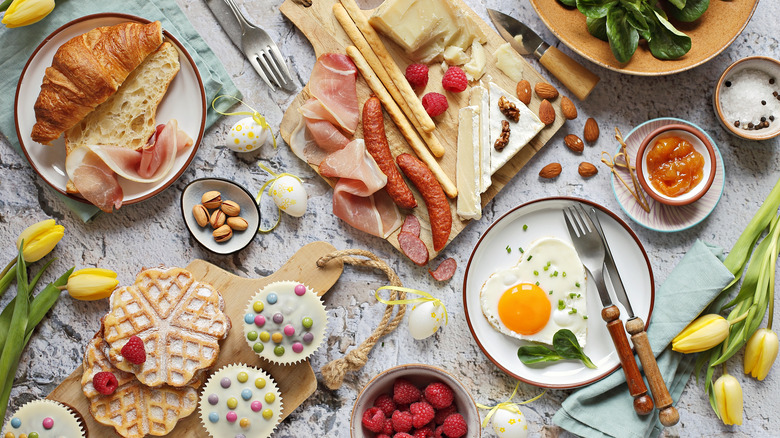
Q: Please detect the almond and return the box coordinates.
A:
[516,79,531,105]
[561,96,578,120]
[535,82,559,100]
[539,163,562,179]
[538,99,555,125]
[578,162,598,178]
[564,134,584,153]
[584,117,600,142]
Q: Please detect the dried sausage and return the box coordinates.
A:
[396,153,452,251]
[362,96,417,209]
[401,215,421,238]
[398,232,429,266]
[429,258,457,282]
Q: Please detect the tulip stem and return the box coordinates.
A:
[728,312,750,326]
[0,259,15,280]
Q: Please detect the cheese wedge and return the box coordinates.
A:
[488,81,545,175]
[469,85,491,193]
[493,43,524,82]
[456,105,481,220]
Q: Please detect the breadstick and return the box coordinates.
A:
[333,3,445,158]
[339,0,438,135]
[347,46,457,198]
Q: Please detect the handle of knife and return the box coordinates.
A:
[539,46,600,101]
[626,317,680,427]
[602,305,654,416]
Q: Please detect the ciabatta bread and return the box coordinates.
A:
[31,21,163,145]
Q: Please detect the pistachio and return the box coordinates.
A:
[192,204,209,227]
[213,225,233,243]
[226,216,249,231]
[221,200,241,217]
[202,191,222,209]
[210,209,226,228]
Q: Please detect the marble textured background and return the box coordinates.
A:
[1,0,779,436]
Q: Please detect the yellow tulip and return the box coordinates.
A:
[16,219,64,263]
[744,328,779,380]
[672,314,730,354]
[713,373,743,425]
[1,0,55,28]
[66,268,118,301]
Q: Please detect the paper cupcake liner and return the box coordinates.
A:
[241,281,328,366]
[3,399,86,438]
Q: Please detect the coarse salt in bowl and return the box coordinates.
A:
[714,56,780,140]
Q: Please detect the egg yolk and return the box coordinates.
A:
[498,283,551,335]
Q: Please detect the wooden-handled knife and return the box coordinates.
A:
[487,9,599,100]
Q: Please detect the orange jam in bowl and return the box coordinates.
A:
[645,136,705,197]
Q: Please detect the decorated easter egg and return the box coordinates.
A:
[270,175,307,217]
[408,300,444,340]
[492,406,528,438]
[227,116,269,153]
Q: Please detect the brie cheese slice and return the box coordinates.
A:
[469,85,491,193]
[456,105,481,220]
[488,81,544,175]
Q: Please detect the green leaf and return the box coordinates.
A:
[577,0,618,19]
[0,246,31,421]
[586,17,609,41]
[558,0,578,7]
[517,344,563,364]
[606,5,639,63]
[553,329,597,369]
[646,9,691,60]
[668,0,709,22]
[666,0,687,10]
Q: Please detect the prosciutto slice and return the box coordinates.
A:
[300,99,351,152]
[319,139,387,194]
[308,53,359,134]
[69,150,124,213]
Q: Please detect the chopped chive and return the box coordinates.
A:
[533,270,539,276]
[583,315,589,320]
[569,308,578,314]
[527,255,533,261]
[558,300,565,310]
[553,271,559,277]
[562,272,567,277]
[575,282,581,288]
[506,245,511,253]
[519,247,524,253]
[569,293,577,299]
[523,224,528,231]
[543,265,549,271]
[535,281,540,286]
[549,291,553,295]
[577,293,581,298]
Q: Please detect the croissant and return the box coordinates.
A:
[31,21,164,145]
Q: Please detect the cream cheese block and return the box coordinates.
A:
[469,85,492,193]
[488,81,545,175]
[456,105,481,220]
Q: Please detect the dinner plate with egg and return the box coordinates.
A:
[463,197,655,389]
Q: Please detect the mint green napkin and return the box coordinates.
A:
[0,0,240,221]
[553,240,735,438]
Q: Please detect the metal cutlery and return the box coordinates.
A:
[563,204,654,416]
[587,205,680,427]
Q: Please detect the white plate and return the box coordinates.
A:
[14,13,206,207]
[463,198,655,389]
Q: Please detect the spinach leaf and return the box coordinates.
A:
[553,329,597,369]
[647,8,692,59]
[557,0,578,8]
[517,345,564,365]
[577,0,618,19]
[621,0,650,40]
[666,0,687,11]
[606,5,639,63]
[668,0,709,22]
[586,17,609,41]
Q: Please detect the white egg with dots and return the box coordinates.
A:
[480,237,588,346]
[270,175,307,217]
[492,407,528,438]
[227,116,269,153]
[408,300,445,340]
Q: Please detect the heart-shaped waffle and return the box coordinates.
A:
[81,333,199,438]
[103,267,231,387]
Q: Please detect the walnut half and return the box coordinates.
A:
[498,96,520,122]
[494,120,511,151]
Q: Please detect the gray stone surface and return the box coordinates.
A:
[1,0,779,436]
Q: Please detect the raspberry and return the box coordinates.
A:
[374,393,397,416]
[93,371,119,395]
[394,434,414,438]
[393,378,422,404]
[434,404,457,425]
[121,335,146,364]
[441,413,468,438]
[382,418,394,435]
[362,407,386,433]
[421,93,448,117]
[405,63,429,89]
[433,425,445,438]
[424,382,454,409]
[410,401,435,428]
[391,410,414,433]
[442,66,468,93]
[413,428,434,438]
[377,435,392,438]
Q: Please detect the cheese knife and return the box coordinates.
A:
[487,9,599,100]
[587,206,680,427]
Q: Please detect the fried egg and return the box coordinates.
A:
[480,237,588,346]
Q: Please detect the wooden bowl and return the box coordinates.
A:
[635,124,716,206]
[713,56,780,140]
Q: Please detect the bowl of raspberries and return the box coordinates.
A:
[351,363,480,438]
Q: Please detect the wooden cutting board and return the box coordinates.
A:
[47,241,344,437]
[279,0,567,257]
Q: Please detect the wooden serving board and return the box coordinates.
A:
[279,0,567,257]
[47,241,344,437]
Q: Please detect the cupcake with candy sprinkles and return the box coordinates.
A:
[3,399,86,438]
[242,281,327,365]
[199,364,282,438]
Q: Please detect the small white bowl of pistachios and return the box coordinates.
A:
[180,178,260,255]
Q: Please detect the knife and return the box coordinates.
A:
[487,9,600,101]
[587,206,680,427]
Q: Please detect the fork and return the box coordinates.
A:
[563,203,654,416]
[224,0,295,91]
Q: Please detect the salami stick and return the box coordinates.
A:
[397,153,452,252]
[347,46,457,198]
